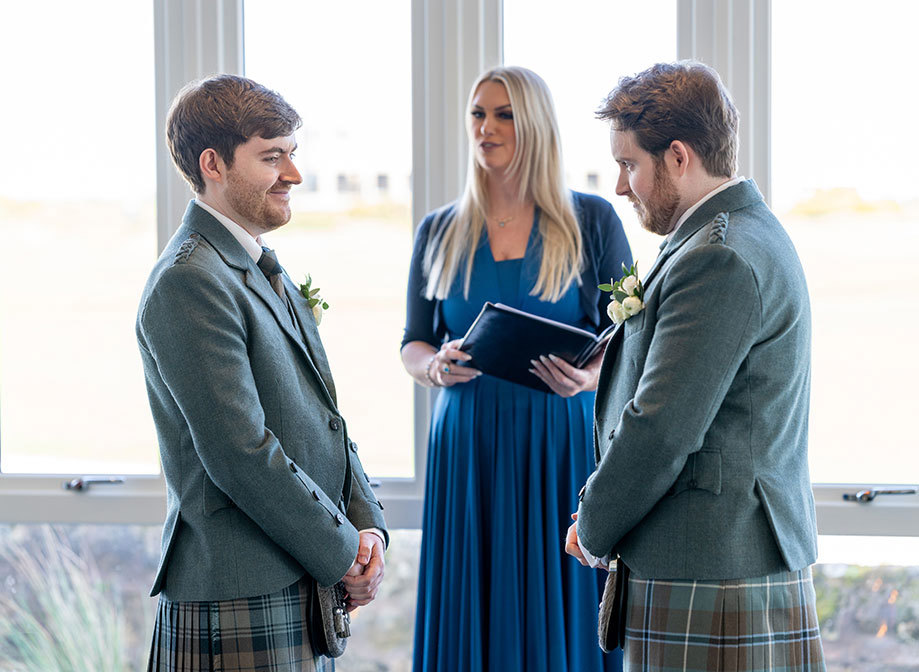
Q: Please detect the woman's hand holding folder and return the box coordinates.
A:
[428,339,483,388]
[528,340,607,397]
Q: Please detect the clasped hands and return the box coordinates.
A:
[429,339,603,397]
[564,512,609,570]
[341,531,385,611]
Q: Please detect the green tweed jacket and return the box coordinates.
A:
[579,180,818,580]
[137,201,387,601]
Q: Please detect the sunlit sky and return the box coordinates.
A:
[1,0,917,212]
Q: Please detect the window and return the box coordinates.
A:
[245,0,415,480]
[504,0,677,274]
[336,173,361,193]
[772,0,919,486]
[0,3,915,669]
[303,173,319,192]
[0,1,158,477]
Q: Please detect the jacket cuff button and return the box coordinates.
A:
[335,513,344,525]
[289,461,297,472]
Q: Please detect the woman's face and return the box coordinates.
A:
[470,80,517,175]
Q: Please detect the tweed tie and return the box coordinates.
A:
[257,246,286,299]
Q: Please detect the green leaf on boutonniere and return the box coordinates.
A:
[598,283,614,292]
[299,274,330,321]
[613,290,628,302]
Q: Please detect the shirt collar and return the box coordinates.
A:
[194,198,266,264]
[666,175,745,242]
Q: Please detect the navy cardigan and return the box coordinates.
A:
[401,191,633,349]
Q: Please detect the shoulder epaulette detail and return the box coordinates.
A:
[708,213,729,244]
[174,233,201,264]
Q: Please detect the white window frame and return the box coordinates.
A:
[2,0,917,537]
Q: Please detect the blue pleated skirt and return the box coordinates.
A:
[413,374,622,672]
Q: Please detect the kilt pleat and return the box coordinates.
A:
[147,576,332,672]
[623,567,825,672]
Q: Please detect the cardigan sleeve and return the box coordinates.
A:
[401,211,442,349]
[573,192,633,333]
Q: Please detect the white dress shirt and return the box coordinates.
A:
[194,198,267,262]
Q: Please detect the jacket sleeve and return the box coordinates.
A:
[344,436,390,548]
[578,242,761,557]
[140,261,359,587]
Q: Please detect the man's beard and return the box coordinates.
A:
[632,160,680,236]
[226,174,292,232]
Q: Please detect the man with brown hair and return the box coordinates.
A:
[566,61,826,671]
[137,74,388,670]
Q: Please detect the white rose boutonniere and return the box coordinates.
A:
[599,262,645,325]
[299,274,330,325]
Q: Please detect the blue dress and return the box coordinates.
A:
[404,193,631,672]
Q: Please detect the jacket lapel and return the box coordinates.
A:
[595,180,764,420]
[183,202,338,409]
[283,275,338,403]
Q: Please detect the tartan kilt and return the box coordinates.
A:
[147,575,333,672]
[623,567,825,672]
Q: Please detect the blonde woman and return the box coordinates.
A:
[401,66,631,671]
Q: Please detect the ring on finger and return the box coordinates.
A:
[443,365,450,373]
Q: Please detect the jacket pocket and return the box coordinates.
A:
[203,476,235,515]
[667,449,722,497]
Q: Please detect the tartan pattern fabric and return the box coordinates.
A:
[623,567,825,672]
[147,576,332,672]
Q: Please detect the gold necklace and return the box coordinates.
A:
[490,214,516,228]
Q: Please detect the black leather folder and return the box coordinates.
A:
[458,302,614,392]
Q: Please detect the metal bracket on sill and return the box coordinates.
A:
[842,487,918,503]
[63,476,126,492]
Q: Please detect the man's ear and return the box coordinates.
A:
[199,148,224,184]
[668,140,692,177]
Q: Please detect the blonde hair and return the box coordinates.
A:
[423,66,582,302]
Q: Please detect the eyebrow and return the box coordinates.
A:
[472,104,512,111]
[260,145,297,155]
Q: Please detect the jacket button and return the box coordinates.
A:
[609,429,615,440]
[377,500,384,510]
[311,489,320,501]
[329,418,341,431]
[335,513,344,525]
[289,461,297,472]
[689,479,698,489]
[349,440,358,452]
